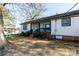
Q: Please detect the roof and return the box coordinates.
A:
[21,10,79,24]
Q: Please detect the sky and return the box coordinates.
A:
[5,3,79,28]
[44,3,79,16]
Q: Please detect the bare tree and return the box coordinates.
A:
[17,3,47,21]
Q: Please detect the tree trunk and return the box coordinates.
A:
[0,8,7,48]
[0,25,7,47]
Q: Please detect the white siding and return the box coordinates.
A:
[51,16,79,36]
[51,20,55,35]
[21,24,31,32]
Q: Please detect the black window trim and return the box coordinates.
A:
[23,24,27,30]
[61,17,71,27]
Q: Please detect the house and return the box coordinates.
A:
[21,10,79,41]
[4,25,20,35]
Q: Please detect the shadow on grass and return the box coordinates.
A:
[1,36,79,56]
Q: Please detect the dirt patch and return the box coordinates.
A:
[0,37,79,56]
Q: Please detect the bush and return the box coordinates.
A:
[20,32,25,36]
[6,35,17,40]
[25,31,31,36]
[20,31,31,36]
[33,32,40,38]
[33,31,48,39]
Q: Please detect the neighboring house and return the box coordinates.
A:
[4,25,20,35]
[21,10,79,41]
[3,19,21,35]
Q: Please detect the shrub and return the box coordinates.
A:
[6,35,17,40]
[33,32,40,38]
[33,31,48,39]
[20,31,31,36]
[25,31,31,36]
[20,32,25,36]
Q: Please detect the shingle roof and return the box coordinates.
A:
[21,10,79,24]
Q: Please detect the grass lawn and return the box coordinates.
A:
[0,36,79,56]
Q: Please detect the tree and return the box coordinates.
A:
[0,4,12,48]
[17,3,47,21]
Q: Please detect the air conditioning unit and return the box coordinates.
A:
[55,35,63,39]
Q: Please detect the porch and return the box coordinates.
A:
[30,20,51,33]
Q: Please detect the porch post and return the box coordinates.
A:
[50,20,51,33]
[30,23,32,34]
[38,22,40,33]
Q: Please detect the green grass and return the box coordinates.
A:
[6,34,18,40]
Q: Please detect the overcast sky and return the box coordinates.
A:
[5,3,79,27]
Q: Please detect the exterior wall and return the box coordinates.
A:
[51,16,79,36]
[56,16,79,36]
[51,19,56,35]
[51,16,79,41]
[21,23,31,32]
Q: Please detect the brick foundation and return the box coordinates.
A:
[50,35,79,41]
[43,33,79,41]
[46,32,52,39]
[63,36,79,41]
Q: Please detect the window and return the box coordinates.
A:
[42,24,50,28]
[45,24,50,28]
[23,24,27,30]
[41,24,50,32]
[62,17,71,26]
